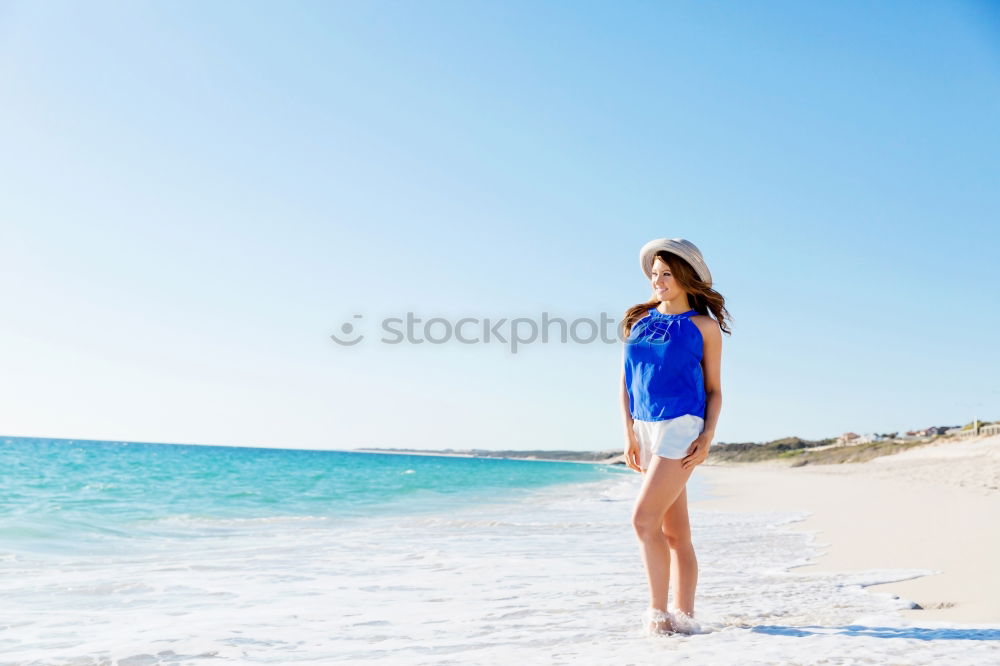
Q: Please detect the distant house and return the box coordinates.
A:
[909,426,950,437]
[836,432,859,446]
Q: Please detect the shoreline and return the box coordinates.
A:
[689,434,1000,624]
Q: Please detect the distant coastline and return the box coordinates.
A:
[356,418,998,468]
[353,447,620,464]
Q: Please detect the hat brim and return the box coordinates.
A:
[639,238,712,286]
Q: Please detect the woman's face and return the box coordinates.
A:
[651,257,684,301]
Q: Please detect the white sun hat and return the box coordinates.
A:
[639,238,712,287]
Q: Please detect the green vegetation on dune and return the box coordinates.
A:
[706,419,994,466]
[709,436,945,466]
[707,436,834,463]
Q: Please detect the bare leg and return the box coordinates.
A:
[632,454,695,613]
[662,485,698,617]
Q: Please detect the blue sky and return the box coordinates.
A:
[2,1,998,451]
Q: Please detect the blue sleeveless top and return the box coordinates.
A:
[624,308,706,421]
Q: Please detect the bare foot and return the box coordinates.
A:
[644,607,675,635]
[668,607,701,635]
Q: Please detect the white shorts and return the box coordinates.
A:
[632,414,705,470]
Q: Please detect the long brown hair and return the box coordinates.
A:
[621,250,733,340]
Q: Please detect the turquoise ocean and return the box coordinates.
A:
[1,436,621,558]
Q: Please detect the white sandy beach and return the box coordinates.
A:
[691,433,1000,624]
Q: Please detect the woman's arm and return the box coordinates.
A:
[620,347,634,434]
[699,321,723,438]
[621,348,641,472]
[620,365,634,435]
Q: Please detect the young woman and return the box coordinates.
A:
[620,238,732,636]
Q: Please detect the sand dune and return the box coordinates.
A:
[690,434,1000,623]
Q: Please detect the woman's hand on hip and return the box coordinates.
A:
[681,432,712,470]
